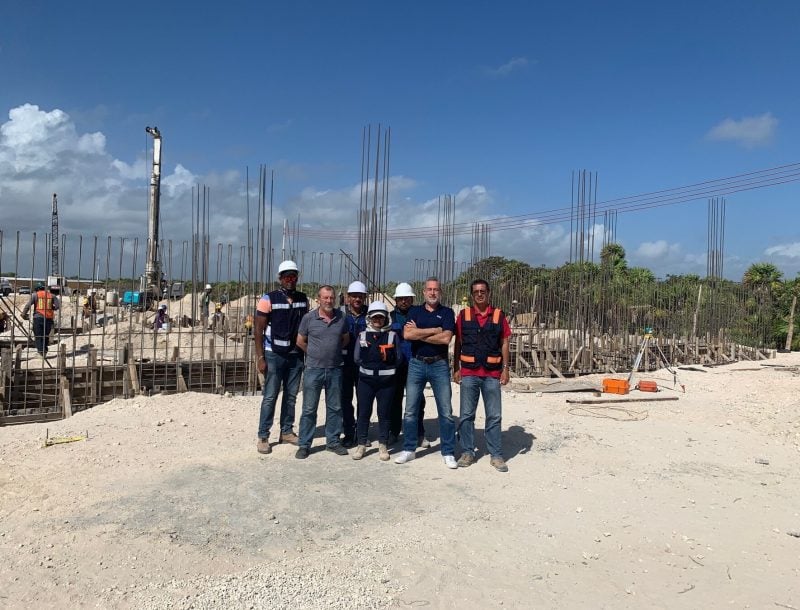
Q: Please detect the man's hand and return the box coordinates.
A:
[452,369,461,384]
[257,356,267,374]
[500,368,510,385]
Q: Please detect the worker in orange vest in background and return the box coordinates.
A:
[21,283,61,357]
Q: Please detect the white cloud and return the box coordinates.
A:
[706,112,777,148]
[634,240,682,260]
[483,57,531,78]
[765,242,800,259]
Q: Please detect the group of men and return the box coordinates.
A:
[254,260,511,472]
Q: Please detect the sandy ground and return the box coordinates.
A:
[1,354,799,609]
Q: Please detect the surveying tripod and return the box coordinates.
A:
[627,328,684,392]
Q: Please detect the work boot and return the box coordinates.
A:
[257,438,271,454]
[295,447,309,460]
[352,444,366,460]
[457,453,475,468]
[378,443,390,461]
[490,456,509,472]
[279,431,299,445]
[326,444,348,456]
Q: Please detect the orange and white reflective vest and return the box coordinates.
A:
[35,290,55,319]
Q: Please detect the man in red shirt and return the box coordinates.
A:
[453,279,511,472]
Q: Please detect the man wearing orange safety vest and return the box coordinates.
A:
[453,279,511,472]
[21,283,60,357]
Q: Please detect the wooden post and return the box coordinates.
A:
[88,348,98,405]
[60,376,72,418]
[0,348,11,407]
[215,352,223,393]
[691,284,702,338]
[786,295,797,351]
[175,359,187,393]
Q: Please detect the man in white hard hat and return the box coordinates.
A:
[201,283,213,325]
[389,282,428,446]
[254,261,309,454]
[340,280,368,447]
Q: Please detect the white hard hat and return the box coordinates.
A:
[278,260,299,275]
[205,284,212,290]
[393,282,415,298]
[367,301,389,317]
[347,281,368,295]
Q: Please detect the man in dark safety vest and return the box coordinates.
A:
[22,282,61,357]
[254,261,309,454]
[453,279,511,472]
[340,280,368,447]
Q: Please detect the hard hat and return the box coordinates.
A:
[393,282,415,298]
[83,297,89,305]
[367,301,389,318]
[159,304,167,310]
[278,260,299,275]
[347,281,368,295]
[205,284,212,290]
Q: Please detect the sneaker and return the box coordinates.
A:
[352,445,366,460]
[326,444,348,456]
[295,447,309,460]
[256,438,271,454]
[417,437,431,449]
[443,455,458,469]
[279,431,299,445]
[394,450,415,464]
[378,443,390,461]
[457,453,475,468]
[490,456,509,472]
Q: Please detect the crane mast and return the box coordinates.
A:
[51,193,59,277]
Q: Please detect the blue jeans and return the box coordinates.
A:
[459,374,503,459]
[299,367,343,449]
[33,315,53,355]
[257,351,304,438]
[402,358,456,456]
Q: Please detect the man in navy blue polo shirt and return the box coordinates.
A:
[394,277,458,469]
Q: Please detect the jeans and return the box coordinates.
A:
[391,361,425,438]
[33,315,53,355]
[402,358,456,456]
[356,376,395,444]
[257,351,304,438]
[299,366,344,449]
[341,363,358,439]
[459,374,503,458]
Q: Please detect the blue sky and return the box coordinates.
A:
[1,1,799,281]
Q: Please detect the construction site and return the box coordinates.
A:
[0,126,788,426]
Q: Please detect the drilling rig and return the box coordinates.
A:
[123,126,164,310]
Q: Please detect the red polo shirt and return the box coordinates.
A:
[455,305,511,379]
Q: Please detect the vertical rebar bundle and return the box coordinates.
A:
[435,194,456,285]
[470,222,491,265]
[356,124,391,290]
[707,197,726,280]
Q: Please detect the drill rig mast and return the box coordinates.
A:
[51,193,59,276]
[141,126,163,308]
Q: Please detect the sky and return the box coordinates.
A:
[1,1,799,282]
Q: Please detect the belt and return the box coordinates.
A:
[414,355,445,364]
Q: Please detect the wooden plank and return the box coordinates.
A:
[0,411,63,426]
[566,396,679,404]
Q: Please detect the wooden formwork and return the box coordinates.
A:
[0,349,260,426]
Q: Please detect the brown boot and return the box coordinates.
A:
[378,443,390,461]
[256,438,272,454]
[352,444,366,460]
[279,431,299,445]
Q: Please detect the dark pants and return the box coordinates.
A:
[391,361,425,438]
[33,315,53,355]
[341,362,358,439]
[356,375,395,445]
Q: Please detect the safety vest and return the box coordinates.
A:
[341,306,367,362]
[35,290,55,319]
[458,306,504,371]
[264,289,308,354]
[357,330,398,378]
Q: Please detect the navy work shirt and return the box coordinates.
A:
[407,303,455,359]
